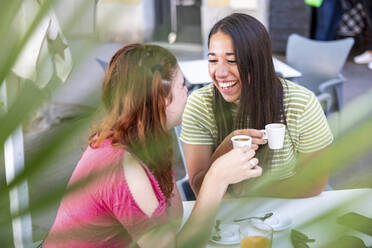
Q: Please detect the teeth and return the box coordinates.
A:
[218,81,237,89]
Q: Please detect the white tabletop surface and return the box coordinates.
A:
[272,57,302,79]
[181,189,372,248]
[178,58,302,85]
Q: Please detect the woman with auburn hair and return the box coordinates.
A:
[181,13,334,198]
[42,43,262,248]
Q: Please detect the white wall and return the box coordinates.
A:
[142,0,155,41]
[54,0,96,36]
[200,0,270,57]
[53,0,269,43]
[96,0,155,42]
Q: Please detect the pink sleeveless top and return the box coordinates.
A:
[43,139,183,248]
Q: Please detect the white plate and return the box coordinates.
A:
[210,223,240,245]
[252,211,292,231]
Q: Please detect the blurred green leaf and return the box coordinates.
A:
[321,235,368,248]
[0,0,54,86]
[1,0,372,247]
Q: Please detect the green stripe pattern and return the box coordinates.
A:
[180,80,333,180]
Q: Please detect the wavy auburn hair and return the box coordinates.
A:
[90,44,178,201]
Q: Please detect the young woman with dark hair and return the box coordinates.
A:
[42,43,262,248]
[180,13,333,198]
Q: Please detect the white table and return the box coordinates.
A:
[181,189,372,247]
[272,58,302,79]
[178,58,302,85]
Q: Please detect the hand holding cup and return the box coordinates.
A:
[210,146,262,186]
[261,123,286,150]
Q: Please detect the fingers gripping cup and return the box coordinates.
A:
[231,135,252,149]
[261,123,286,150]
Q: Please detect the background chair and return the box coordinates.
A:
[173,126,196,201]
[286,34,354,116]
[95,57,195,201]
[95,57,108,71]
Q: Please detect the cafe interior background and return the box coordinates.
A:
[0,0,371,247]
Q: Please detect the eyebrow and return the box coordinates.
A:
[208,52,236,56]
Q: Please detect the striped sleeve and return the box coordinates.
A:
[180,87,215,145]
[297,92,333,153]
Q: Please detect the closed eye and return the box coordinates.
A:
[227,60,237,63]
[208,59,217,63]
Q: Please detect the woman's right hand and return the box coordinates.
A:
[207,146,262,188]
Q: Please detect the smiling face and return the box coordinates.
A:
[208,31,241,105]
[165,67,188,129]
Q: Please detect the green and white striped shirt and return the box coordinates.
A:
[180,80,333,180]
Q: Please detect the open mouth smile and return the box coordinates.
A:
[218,80,238,90]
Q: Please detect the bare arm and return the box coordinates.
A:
[277,147,330,198]
[243,147,331,198]
[185,129,266,195]
[178,148,262,247]
[136,147,262,248]
[183,144,213,196]
[257,173,328,198]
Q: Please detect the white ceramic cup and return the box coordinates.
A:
[231,135,252,149]
[261,123,286,150]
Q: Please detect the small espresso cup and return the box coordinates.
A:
[261,123,286,150]
[231,135,252,149]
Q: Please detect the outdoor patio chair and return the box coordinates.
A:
[286,34,354,116]
[95,57,108,71]
[95,57,195,201]
[173,125,196,201]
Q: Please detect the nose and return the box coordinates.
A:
[215,62,228,78]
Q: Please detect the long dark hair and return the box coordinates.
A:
[90,44,178,201]
[208,13,287,168]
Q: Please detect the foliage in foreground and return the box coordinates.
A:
[0,1,371,247]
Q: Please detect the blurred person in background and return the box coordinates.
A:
[314,0,343,41]
[41,43,262,248]
[353,0,372,70]
[180,13,334,199]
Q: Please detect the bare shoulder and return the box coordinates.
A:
[122,151,159,218]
